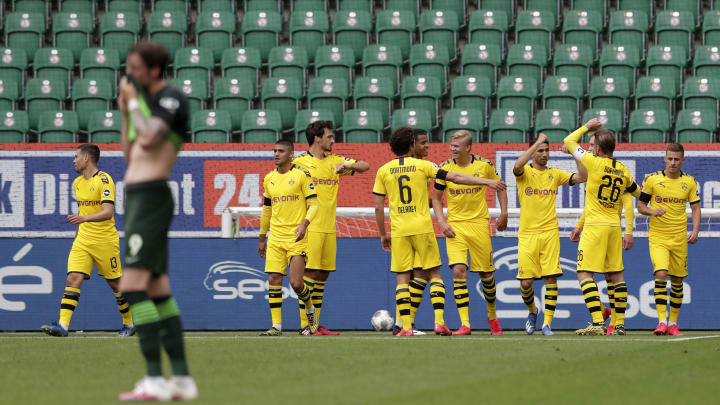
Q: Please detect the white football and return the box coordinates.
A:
[370,309,394,331]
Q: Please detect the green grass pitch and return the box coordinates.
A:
[1,331,719,404]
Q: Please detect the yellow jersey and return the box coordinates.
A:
[577,191,635,235]
[292,151,356,233]
[641,171,700,235]
[435,155,499,223]
[73,170,118,244]
[262,165,317,241]
[515,164,574,234]
[373,157,446,237]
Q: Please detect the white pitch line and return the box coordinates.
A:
[667,335,720,342]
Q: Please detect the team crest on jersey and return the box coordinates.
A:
[101,175,109,184]
[682,182,688,190]
[288,178,296,186]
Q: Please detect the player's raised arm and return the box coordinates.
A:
[513,133,548,176]
[336,159,370,174]
[563,118,602,160]
[119,78,175,150]
[443,171,507,192]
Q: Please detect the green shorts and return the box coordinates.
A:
[123,180,174,277]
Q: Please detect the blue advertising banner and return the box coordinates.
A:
[1,237,717,331]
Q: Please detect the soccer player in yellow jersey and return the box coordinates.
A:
[637,143,701,337]
[511,132,587,336]
[258,140,319,336]
[431,130,509,336]
[570,133,634,336]
[373,127,506,336]
[564,119,642,336]
[41,144,134,337]
[292,120,370,335]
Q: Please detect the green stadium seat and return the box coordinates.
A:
[269,46,309,93]
[0,48,27,99]
[646,46,687,95]
[534,109,576,143]
[0,79,19,111]
[174,48,214,95]
[353,76,394,128]
[88,110,122,143]
[245,0,281,12]
[431,0,467,27]
[461,43,502,93]
[191,110,232,142]
[410,44,450,95]
[292,0,327,12]
[553,44,595,95]
[617,0,653,23]
[693,46,720,78]
[419,10,460,61]
[655,11,694,60]
[479,0,514,25]
[221,47,262,98]
[542,76,584,121]
[442,108,484,142]
[450,76,492,127]
[384,0,420,20]
[628,109,670,143]
[107,0,145,17]
[169,78,208,117]
[4,13,45,61]
[14,0,50,23]
[516,10,554,58]
[153,0,189,14]
[25,78,66,129]
[665,0,700,28]
[197,0,234,12]
[682,77,720,116]
[100,12,141,63]
[307,77,349,130]
[196,11,237,63]
[241,11,282,63]
[343,109,383,142]
[572,0,609,25]
[213,77,254,132]
[376,10,416,61]
[525,0,561,28]
[703,10,720,45]
[562,10,603,60]
[72,78,112,130]
[315,45,355,94]
[148,12,188,61]
[599,45,641,90]
[489,109,530,143]
[336,0,372,15]
[675,109,715,143]
[362,45,403,97]
[333,10,372,64]
[401,76,442,128]
[391,108,432,134]
[290,10,330,63]
[52,12,93,60]
[295,109,335,141]
[497,76,539,122]
[589,76,630,125]
[80,49,121,98]
[581,108,623,137]
[33,48,74,96]
[635,76,677,120]
[59,0,96,22]
[0,110,29,142]
[38,111,78,143]
[506,44,547,89]
[241,109,282,142]
[609,10,649,58]
[468,10,508,58]
[261,77,302,131]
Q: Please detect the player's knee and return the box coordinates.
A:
[267,273,283,286]
[66,272,84,287]
[451,265,467,279]
[289,278,304,292]
[520,279,533,289]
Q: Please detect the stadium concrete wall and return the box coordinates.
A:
[1,237,718,331]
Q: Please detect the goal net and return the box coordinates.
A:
[221,207,720,238]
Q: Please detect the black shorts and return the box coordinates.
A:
[123,180,174,277]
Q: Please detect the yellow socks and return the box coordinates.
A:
[453,278,470,327]
[115,291,133,326]
[59,286,81,329]
[580,278,604,324]
[654,279,668,323]
[669,282,683,324]
[613,282,628,327]
[268,285,283,329]
[543,283,558,326]
[429,278,445,325]
[396,284,412,331]
[481,275,498,319]
[520,285,537,314]
[299,277,314,329]
[408,278,427,321]
[607,282,616,326]
[311,279,325,324]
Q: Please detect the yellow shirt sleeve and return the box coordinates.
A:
[575,210,585,229]
[621,192,634,235]
[556,168,574,186]
[99,172,115,203]
[420,159,440,179]
[563,125,589,158]
[641,175,653,197]
[372,169,386,195]
[486,161,499,180]
[688,177,701,204]
[302,171,316,199]
[336,155,357,177]
[262,173,270,199]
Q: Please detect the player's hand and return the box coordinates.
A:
[653,208,666,217]
[294,223,308,242]
[67,215,85,224]
[536,132,548,144]
[560,145,571,155]
[335,163,353,174]
[119,76,138,102]
[584,118,602,131]
[486,180,506,192]
[118,92,127,114]
[258,240,266,258]
[495,213,508,232]
[569,227,581,242]
[380,235,391,252]
[622,234,634,250]
[439,222,456,238]
[688,230,699,244]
